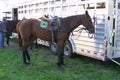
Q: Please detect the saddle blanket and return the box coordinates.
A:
[40,16,60,31]
[40,20,48,29]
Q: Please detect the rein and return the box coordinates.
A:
[73,27,94,38]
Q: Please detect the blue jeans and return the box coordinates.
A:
[0,33,5,47]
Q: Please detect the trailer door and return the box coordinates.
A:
[109,0,120,66]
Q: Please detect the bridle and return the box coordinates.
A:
[76,15,95,38]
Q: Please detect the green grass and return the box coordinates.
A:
[0,42,120,80]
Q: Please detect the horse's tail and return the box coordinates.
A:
[18,33,22,48]
[16,21,23,48]
[16,21,22,33]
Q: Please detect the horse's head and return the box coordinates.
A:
[81,11,95,34]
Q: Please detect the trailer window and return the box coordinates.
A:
[87,2,105,9]
[97,2,105,8]
[118,3,120,9]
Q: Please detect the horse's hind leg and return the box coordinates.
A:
[22,37,36,65]
[22,50,27,64]
[35,40,38,48]
[18,33,22,49]
[6,35,9,46]
[25,50,30,63]
[22,49,30,65]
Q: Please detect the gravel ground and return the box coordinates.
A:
[5,41,19,50]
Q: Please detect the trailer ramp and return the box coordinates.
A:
[109,57,120,66]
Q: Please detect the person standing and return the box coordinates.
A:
[0,18,7,48]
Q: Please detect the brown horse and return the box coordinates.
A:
[6,20,20,46]
[16,11,95,68]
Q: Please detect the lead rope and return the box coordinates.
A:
[73,27,86,37]
[51,31,54,42]
[73,27,94,38]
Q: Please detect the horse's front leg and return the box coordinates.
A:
[56,41,65,68]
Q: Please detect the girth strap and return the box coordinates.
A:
[51,31,57,43]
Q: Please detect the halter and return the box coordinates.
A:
[76,14,95,38]
[85,27,94,38]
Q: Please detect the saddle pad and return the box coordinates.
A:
[40,20,48,29]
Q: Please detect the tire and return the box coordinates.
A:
[49,40,73,58]
[49,42,57,55]
[63,41,73,58]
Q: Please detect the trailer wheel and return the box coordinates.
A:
[49,42,57,55]
[64,41,73,58]
[50,41,73,58]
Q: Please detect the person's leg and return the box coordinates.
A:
[2,33,5,47]
[0,33,5,47]
[0,33,3,47]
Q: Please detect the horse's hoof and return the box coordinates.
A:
[18,47,21,50]
[26,63,30,66]
[57,63,64,71]
[61,63,65,66]
[6,44,9,47]
[27,62,30,65]
[57,65,64,71]
[24,62,30,66]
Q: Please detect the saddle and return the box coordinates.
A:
[40,16,60,42]
[40,16,60,31]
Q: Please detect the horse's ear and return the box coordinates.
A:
[85,11,89,15]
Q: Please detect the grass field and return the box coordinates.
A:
[0,41,120,80]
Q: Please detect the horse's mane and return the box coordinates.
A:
[61,14,83,21]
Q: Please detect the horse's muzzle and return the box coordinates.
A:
[88,27,95,34]
[88,27,95,38]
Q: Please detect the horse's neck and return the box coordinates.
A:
[68,15,82,32]
[59,15,83,32]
